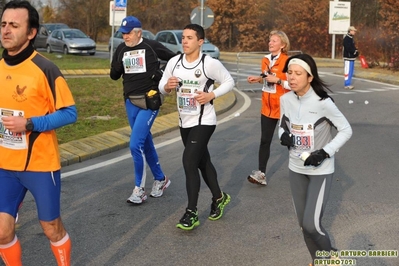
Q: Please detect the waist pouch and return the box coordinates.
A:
[128,94,147,109]
[145,90,164,110]
[128,90,164,110]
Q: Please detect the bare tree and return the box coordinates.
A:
[57,0,108,41]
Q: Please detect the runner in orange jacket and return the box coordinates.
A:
[246,30,291,186]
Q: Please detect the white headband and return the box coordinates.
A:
[288,58,313,76]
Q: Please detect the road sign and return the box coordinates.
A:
[115,0,127,8]
[329,1,351,34]
[109,1,126,26]
[190,6,214,29]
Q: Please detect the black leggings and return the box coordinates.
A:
[180,125,221,211]
[258,115,279,173]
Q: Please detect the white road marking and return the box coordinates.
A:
[61,88,251,178]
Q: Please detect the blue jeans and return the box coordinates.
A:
[125,99,165,187]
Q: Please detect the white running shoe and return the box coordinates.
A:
[247,170,267,186]
[150,176,171,198]
[127,187,147,204]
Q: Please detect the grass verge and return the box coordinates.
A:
[57,77,177,144]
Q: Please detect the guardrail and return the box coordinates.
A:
[235,51,302,91]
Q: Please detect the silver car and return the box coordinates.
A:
[46,28,96,55]
[108,30,155,53]
[34,23,70,49]
[155,30,220,59]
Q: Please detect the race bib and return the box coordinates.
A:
[290,123,314,157]
[177,87,201,115]
[261,72,277,93]
[123,49,146,74]
[0,109,28,150]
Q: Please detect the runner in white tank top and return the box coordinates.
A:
[159,24,234,230]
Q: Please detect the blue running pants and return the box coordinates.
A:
[125,99,165,187]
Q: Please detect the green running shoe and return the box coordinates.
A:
[176,208,200,230]
[208,192,231,221]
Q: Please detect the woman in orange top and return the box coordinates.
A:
[246,30,291,186]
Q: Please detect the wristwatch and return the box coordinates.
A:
[277,79,282,85]
[26,118,34,131]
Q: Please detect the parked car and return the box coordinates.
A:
[34,23,69,49]
[155,30,220,59]
[108,29,155,53]
[46,28,96,55]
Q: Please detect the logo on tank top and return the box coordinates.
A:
[194,69,202,78]
[12,85,28,102]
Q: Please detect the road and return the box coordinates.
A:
[6,61,399,266]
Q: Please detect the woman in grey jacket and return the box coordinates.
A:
[278,54,352,266]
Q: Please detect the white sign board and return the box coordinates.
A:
[329,1,351,34]
[109,1,127,26]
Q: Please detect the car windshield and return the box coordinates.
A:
[63,30,87,38]
[175,32,182,44]
[142,31,155,40]
[113,29,154,40]
[47,24,68,34]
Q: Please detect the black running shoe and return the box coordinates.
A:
[208,192,231,221]
[176,208,200,230]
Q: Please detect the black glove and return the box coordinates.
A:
[280,132,295,147]
[304,149,330,167]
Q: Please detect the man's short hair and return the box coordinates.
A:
[183,24,205,40]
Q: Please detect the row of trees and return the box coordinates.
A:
[1,0,398,62]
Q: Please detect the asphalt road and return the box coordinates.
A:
[6,62,399,266]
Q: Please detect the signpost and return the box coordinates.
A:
[109,0,127,62]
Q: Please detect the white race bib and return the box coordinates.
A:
[123,49,147,74]
[0,108,28,150]
[177,87,201,115]
[261,72,277,93]
[290,123,314,158]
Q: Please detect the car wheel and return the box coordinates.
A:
[63,46,69,55]
[89,52,95,56]
[46,45,52,53]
